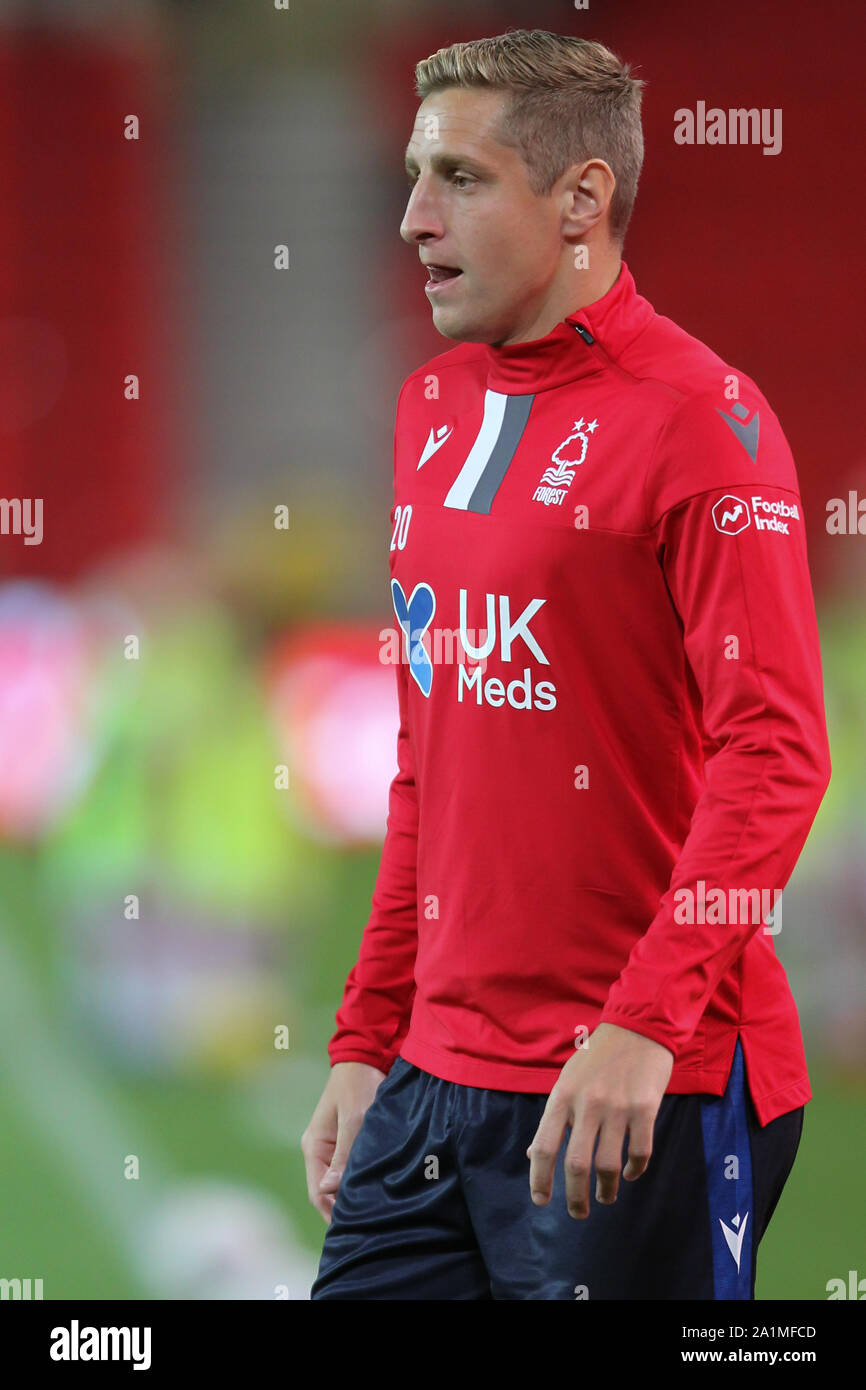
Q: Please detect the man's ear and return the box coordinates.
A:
[561,158,616,240]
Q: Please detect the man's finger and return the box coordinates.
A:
[301,1131,335,1214]
[317,1109,365,1197]
[623,1107,655,1181]
[562,1102,601,1218]
[306,1165,337,1223]
[527,1098,569,1206]
[316,1191,337,1224]
[593,1117,628,1205]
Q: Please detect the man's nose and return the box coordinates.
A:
[400,177,444,244]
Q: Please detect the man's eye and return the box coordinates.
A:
[405,171,474,189]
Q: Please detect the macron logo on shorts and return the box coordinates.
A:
[720,1211,750,1272]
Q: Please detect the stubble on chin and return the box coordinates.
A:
[431,305,496,345]
[431,311,471,342]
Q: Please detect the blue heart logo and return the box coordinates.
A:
[391,579,436,697]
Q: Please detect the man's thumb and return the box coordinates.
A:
[318,1119,358,1190]
[318,1165,342,1192]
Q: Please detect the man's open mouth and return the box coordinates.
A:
[426,265,463,283]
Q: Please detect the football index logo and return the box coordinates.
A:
[533,417,599,507]
[391,579,435,696]
[713,493,800,536]
[713,495,751,535]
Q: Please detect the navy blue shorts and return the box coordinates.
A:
[310,1039,803,1300]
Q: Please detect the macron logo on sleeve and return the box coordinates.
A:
[716,402,760,463]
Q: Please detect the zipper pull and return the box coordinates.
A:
[573,321,595,346]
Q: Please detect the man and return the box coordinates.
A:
[303,29,831,1300]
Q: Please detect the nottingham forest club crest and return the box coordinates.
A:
[533,418,599,507]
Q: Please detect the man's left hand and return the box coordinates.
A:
[526,1022,674,1218]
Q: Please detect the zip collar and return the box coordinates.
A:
[482,260,655,395]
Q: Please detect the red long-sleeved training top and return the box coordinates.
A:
[328,262,831,1125]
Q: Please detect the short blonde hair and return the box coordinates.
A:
[415,29,645,244]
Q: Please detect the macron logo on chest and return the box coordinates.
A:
[417,424,454,469]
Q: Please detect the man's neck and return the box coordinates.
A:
[496,247,623,347]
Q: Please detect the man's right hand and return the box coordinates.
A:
[301,1061,387,1224]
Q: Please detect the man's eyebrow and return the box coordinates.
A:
[403,150,489,175]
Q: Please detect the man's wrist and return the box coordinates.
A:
[596,1013,677,1061]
